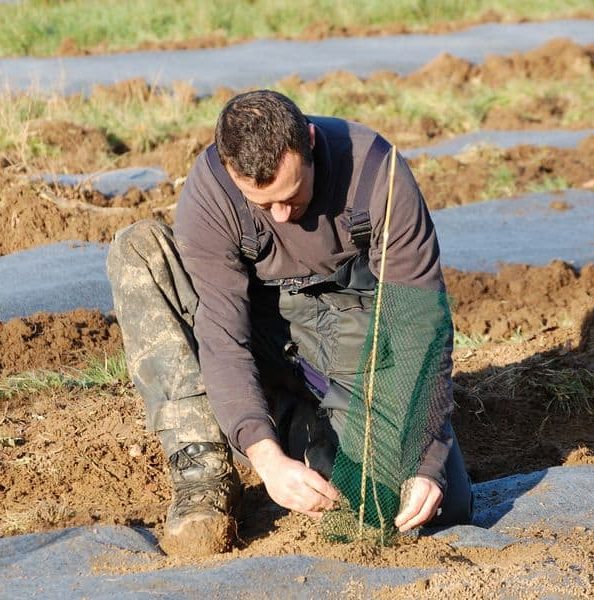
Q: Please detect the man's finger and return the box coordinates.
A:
[395,477,443,531]
[395,484,427,528]
[398,494,441,532]
[304,468,340,501]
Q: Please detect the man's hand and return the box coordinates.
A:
[395,476,443,532]
[246,439,339,518]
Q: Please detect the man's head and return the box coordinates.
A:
[215,90,315,223]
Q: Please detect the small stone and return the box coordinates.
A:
[295,576,307,584]
[129,444,143,458]
[574,526,587,534]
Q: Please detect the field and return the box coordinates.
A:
[0,4,593,598]
[1,0,593,56]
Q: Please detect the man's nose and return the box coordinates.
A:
[270,202,292,223]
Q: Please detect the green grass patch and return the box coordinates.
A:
[0,0,591,56]
[454,330,488,349]
[530,365,594,416]
[527,175,570,194]
[481,165,517,199]
[1,75,592,165]
[0,352,129,398]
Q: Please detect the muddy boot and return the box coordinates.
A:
[160,442,241,557]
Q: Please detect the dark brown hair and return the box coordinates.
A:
[215,90,312,186]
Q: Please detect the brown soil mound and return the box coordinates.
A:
[0,119,125,175]
[118,126,213,179]
[445,261,594,340]
[0,309,122,375]
[0,174,176,256]
[407,38,594,88]
[29,120,105,154]
[480,37,594,85]
[446,262,594,484]
[412,136,594,210]
[406,52,477,88]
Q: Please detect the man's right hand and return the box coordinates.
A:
[246,438,339,518]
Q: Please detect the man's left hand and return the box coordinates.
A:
[394,476,443,532]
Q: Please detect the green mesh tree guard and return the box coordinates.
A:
[321,282,452,545]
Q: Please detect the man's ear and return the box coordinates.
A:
[308,123,316,150]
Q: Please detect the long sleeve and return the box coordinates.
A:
[173,159,278,453]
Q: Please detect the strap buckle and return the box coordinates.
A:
[348,211,372,247]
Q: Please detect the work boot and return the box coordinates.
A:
[160,441,241,557]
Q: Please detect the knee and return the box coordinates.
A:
[109,219,166,257]
[432,428,474,526]
[107,219,172,277]
[446,478,474,525]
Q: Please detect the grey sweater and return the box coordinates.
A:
[174,117,453,487]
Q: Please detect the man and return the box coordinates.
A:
[107,90,472,556]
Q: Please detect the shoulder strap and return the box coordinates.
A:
[348,135,392,248]
[205,144,260,261]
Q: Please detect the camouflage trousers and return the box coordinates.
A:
[107,219,473,525]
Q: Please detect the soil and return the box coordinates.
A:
[1,31,594,597]
[411,135,594,209]
[406,37,594,88]
[0,133,592,257]
[0,173,177,256]
[0,309,122,375]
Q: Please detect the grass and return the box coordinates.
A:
[469,357,594,417]
[1,74,592,166]
[481,165,517,199]
[0,352,129,399]
[2,500,75,536]
[534,366,594,416]
[454,330,488,349]
[527,175,570,194]
[0,0,591,57]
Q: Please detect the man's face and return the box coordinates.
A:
[227,125,315,224]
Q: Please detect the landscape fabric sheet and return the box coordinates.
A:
[1,466,593,598]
